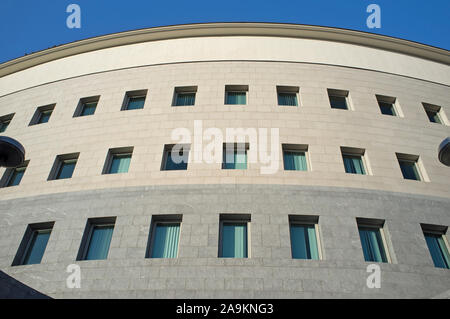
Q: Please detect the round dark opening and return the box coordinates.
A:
[0,136,25,168]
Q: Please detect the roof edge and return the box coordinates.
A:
[1,22,449,77]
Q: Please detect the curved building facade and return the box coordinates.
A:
[0,23,449,298]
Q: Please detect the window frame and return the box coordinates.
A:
[172,86,198,107]
[421,224,450,269]
[0,160,29,188]
[121,90,147,111]
[327,88,350,110]
[222,143,249,170]
[282,144,309,171]
[161,144,190,171]
[48,153,79,181]
[29,104,55,126]
[225,85,248,105]
[73,96,100,117]
[12,221,54,266]
[77,217,116,261]
[288,215,322,260]
[340,147,369,175]
[146,214,183,259]
[0,113,14,133]
[357,218,392,264]
[218,214,251,258]
[276,86,299,107]
[102,147,134,175]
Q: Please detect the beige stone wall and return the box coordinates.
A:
[1,60,449,200]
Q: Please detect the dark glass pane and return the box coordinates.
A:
[126,97,145,110]
[0,120,10,133]
[220,223,247,258]
[343,155,365,174]
[329,95,347,109]
[23,230,51,265]
[426,110,441,124]
[278,93,298,106]
[38,111,52,123]
[424,233,450,269]
[164,151,188,170]
[56,159,77,179]
[379,102,396,116]
[226,92,246,105]
[175,93,195,106]
[399,160,420,180]
[109,154,131,174]
[7,167,26,187]
[358,227,387,263]
[85,225,114,260]
[80,102,97,116]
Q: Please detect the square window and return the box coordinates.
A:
[173,86,197,106]
[423,103,444,124]
[376,95,399,117]
[328,89,349,110]
[421,224,449,269]
[225,85,248,105]
[30,104,55,126]
[146,215,182,258]
[222,143,248,170]
[122,90,147,110]
[48,153,79,180]
[357,218,390,263]
[161,144,189,170]
[289,215,320,260]
[219,214,250,258]
[0,113,14,133]
[74,96,99,117]
[77,217,116,261]
[378,102,396,116]
[396,153,422,181]
[341,147,367,175]
[277,86,299,106]
[282,144,308,171]
[12,222,54,266]
[103,147,133,174]
[1,160,29,187]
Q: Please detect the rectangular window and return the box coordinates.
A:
[222,143,248,170]
[423,103,444,124]
[0,113,14,133]
[357,218,390,263]
[74,96,100,117]
[396,153,422,181]
[77,217,116,261]
[341,147,367,175]
[283,144,308,171]
[219,214,250,258]
[376,95,399,117]
[277,86,299,106]
[30,104,55,126]
[328,89,349,110]
[289,215,320,260]
[225,85,248,105]
[173,86,197,106]
[48,153,79,180]
[421,224,449,269]
[122,90,147,111]
[161,144,189,171]
[103,147,133,174]
[146,215,182,258]
[12,222,54,266]
[1,160,29,188]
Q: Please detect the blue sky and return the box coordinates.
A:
[0,0,449,64]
